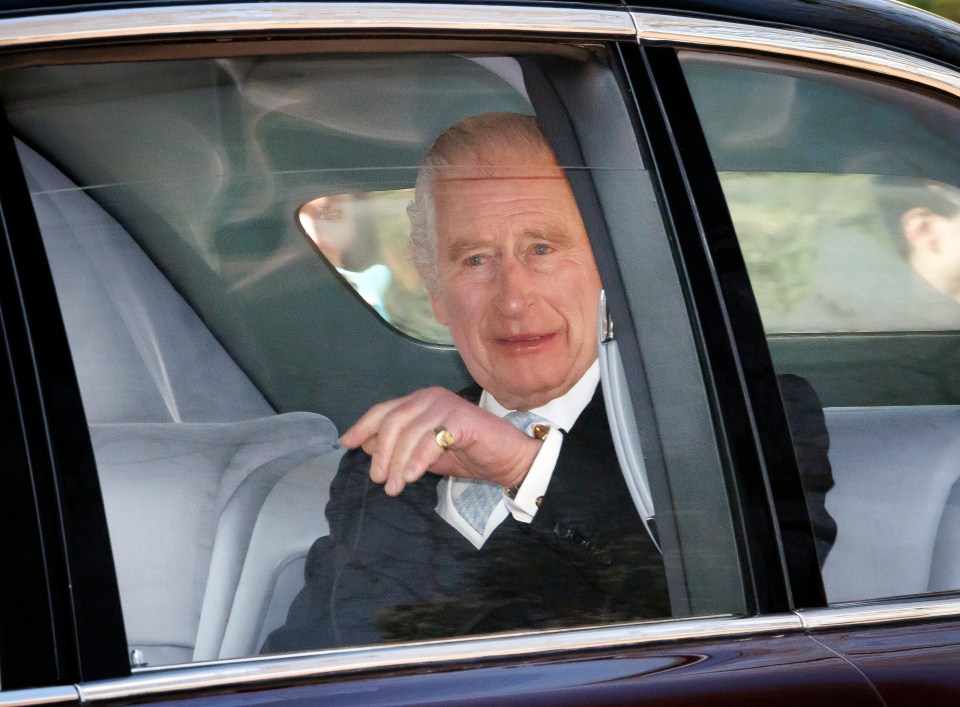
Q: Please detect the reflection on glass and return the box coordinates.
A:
[298,190,452,344]
[877,179,960,305]
[299,193,392,318]
[725,172,960,334]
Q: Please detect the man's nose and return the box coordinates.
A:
[494,256,535,316]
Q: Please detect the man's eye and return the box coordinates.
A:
[532,243,553,256]
[465,255,486,267]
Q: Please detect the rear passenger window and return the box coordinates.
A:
[682,52,960,603]
[2,47,743,667]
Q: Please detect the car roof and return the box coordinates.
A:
[0,0,956,68]
[631,0,960,70]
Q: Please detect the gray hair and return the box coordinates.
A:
[408,112,554,292]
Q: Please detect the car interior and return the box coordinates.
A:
[19,137,345,664]
[3,44,960,667]
[1,50,611,664]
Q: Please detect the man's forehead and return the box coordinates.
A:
[433,166,569,184]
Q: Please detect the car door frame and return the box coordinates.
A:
[627,8,960,704]
[0,0,938,702]
[0,97,128,696]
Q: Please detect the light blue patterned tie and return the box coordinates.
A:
[452,410,549,534]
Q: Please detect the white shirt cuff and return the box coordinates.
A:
[502,427,562,523]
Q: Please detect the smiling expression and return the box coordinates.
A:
[428,148,602,410]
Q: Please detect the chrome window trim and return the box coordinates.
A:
[797,595,960,630]
[0,5,955,702]
[631,13,960,99]
[0,686,78,706]
[31,597,957,700]
[0,2,634,47]
[73,598,960,701]
[78,614,798,702]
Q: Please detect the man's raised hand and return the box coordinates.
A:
[339,387,542,496]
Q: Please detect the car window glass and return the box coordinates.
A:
[297,189,450,342]
[1,49,738,668]
[681,51,960,603]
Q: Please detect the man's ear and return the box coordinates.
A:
[902,207,939,253]
[429,289,449,326]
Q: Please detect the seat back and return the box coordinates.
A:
[91,415,338,666]
[213,447,345,659]
[822,405,960,602]
[20,138,273,424]
[21,138,340,665]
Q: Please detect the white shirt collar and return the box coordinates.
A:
[436,360,601,548]
[478,359,600,432]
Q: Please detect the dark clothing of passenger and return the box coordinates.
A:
[264,386,668,651]
[263,377,835,653]
[779,373,838,566]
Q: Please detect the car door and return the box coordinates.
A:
[634,7,960,706]
[0,98,125,703]
[0,1,913,703]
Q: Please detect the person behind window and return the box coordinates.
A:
[300,193,393,319]
[263,112,669,650]
[878,178,960,304]
[263,112,833,652]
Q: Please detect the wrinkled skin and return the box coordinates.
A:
[340,147,602,496]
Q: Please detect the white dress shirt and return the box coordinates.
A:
[435,360,600,549]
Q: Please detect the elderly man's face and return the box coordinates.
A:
[428,149,602,410]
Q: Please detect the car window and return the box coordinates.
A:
[681,51,960,603]
[1,48,740,668]
[298,188,451,343]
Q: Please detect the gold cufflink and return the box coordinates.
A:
[532,424,550,441]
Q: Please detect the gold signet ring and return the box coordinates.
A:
[434,426,455,451]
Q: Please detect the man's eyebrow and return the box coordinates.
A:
[443,237,492,262]
[443,229,575,262]
[524,228,574,245]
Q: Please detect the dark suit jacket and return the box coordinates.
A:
[264,385,669,652]
[263,377,836,653]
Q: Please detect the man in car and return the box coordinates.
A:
[262,112,669,650]
[263,112,832,652]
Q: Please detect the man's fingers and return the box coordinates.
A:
[343,386,524,495]
[371,394,437,482]
[384,474,406,497]
[340,397,407,449]
[343,388,451,492]
[403,428,448,482]
[386,418,445,483]
[384,427,450,495]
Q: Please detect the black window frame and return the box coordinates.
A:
[0,103,128,689]
[618,41,828,613]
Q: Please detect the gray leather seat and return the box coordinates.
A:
[21,139,273,425]
[20,138,340,665]
[90,417,337,665]
[215,449,344,659]
[823,405,960,602]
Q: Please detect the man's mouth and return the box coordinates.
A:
[494,332,556,352]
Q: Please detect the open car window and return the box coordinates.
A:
[1,48,742,668]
